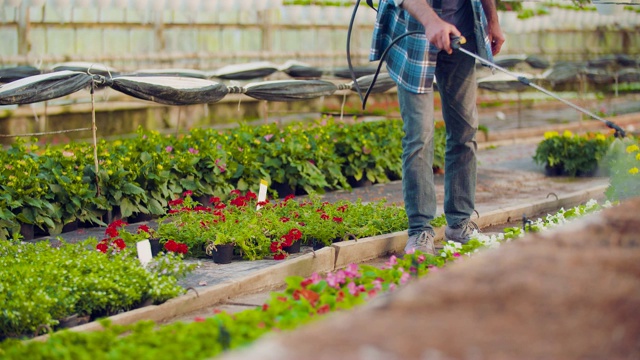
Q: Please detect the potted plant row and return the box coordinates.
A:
[1,117,435,240]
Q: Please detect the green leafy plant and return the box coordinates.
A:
[533,130,614,176]
[603,138,640,201]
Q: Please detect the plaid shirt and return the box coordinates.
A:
[370,0,494,93]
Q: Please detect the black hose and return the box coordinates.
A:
[346,0,422,110]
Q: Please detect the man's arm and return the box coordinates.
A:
[396,0,461,54]
[480,0,505,55]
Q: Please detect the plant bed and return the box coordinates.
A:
[0,200,611,359]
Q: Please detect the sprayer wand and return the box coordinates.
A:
[451,36,626,138]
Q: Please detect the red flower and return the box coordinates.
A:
[183,190,193,197]
[300,278,313,288]
[270,241,282,253]
[337,205,348,212]
[257,200,269,207]
[209,196,221,205]
[193,317,206,322]
[262,304,269,311]
[280,234,293,247]
[137,224,151,234]
[230,189,241,196]
[176,243,189,254]
[293,288,319,306]
[109,219,128,229]
[215,203,227,210]
[193,206,209,212]
[96,240,108,253]
[280,216,290,223]
[113,238,126,250]
[283,194,295,202]
[274,253,287,260]
[317,304,330,315]
[105,226,119,238]
[164,239,188,254]
[320,213,330,220]
[230,196,248,207]
[245,191,257,200]
[168,198,184,207]
[168,209,180,214]
[164,240,178,252]
[333,217,343,223]
[288,228,302,241]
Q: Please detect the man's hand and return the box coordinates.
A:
[424,18,461,55]
[480,0,505,56]
[400,0,460,54]
[488,24,505,56]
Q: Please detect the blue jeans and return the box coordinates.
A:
[397,39,478,236]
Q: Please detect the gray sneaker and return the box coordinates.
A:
[404,231,436,255]
[445,220,480,245]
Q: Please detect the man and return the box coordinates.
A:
[370,0,505,255]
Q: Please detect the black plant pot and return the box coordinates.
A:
[19,222,35,241]
[311,238,327,251]
[544,164,566,177]
[282,241,301,254]
[211,243,235,264]
[347,176,373,188]
[62,220,79,233]
[129,212,156,224]
[272,182,296,199]
[149,238,163,257]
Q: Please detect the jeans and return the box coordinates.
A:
[397,38,478,236]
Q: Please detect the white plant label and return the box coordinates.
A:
[257,179,268,210]
[137,239,153,266]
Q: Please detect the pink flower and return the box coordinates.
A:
[325,272,339,288]
[188,148,199,154]
[309,272,322,285]
[400,272,410,284]
[347,282,358,296]
[344,263,360,278]
[264,134,274,141]
[165,146,173,153]
[385,255,398,268]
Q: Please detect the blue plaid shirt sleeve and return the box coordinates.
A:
[369,0,494,94]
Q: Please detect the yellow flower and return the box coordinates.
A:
[626,144,639,154]
[595,133,606,141]
[636,153,640,161]
[157,164,164,170]
[562,130,573,138]
[629,167,639,175]
[544,131,559,139]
